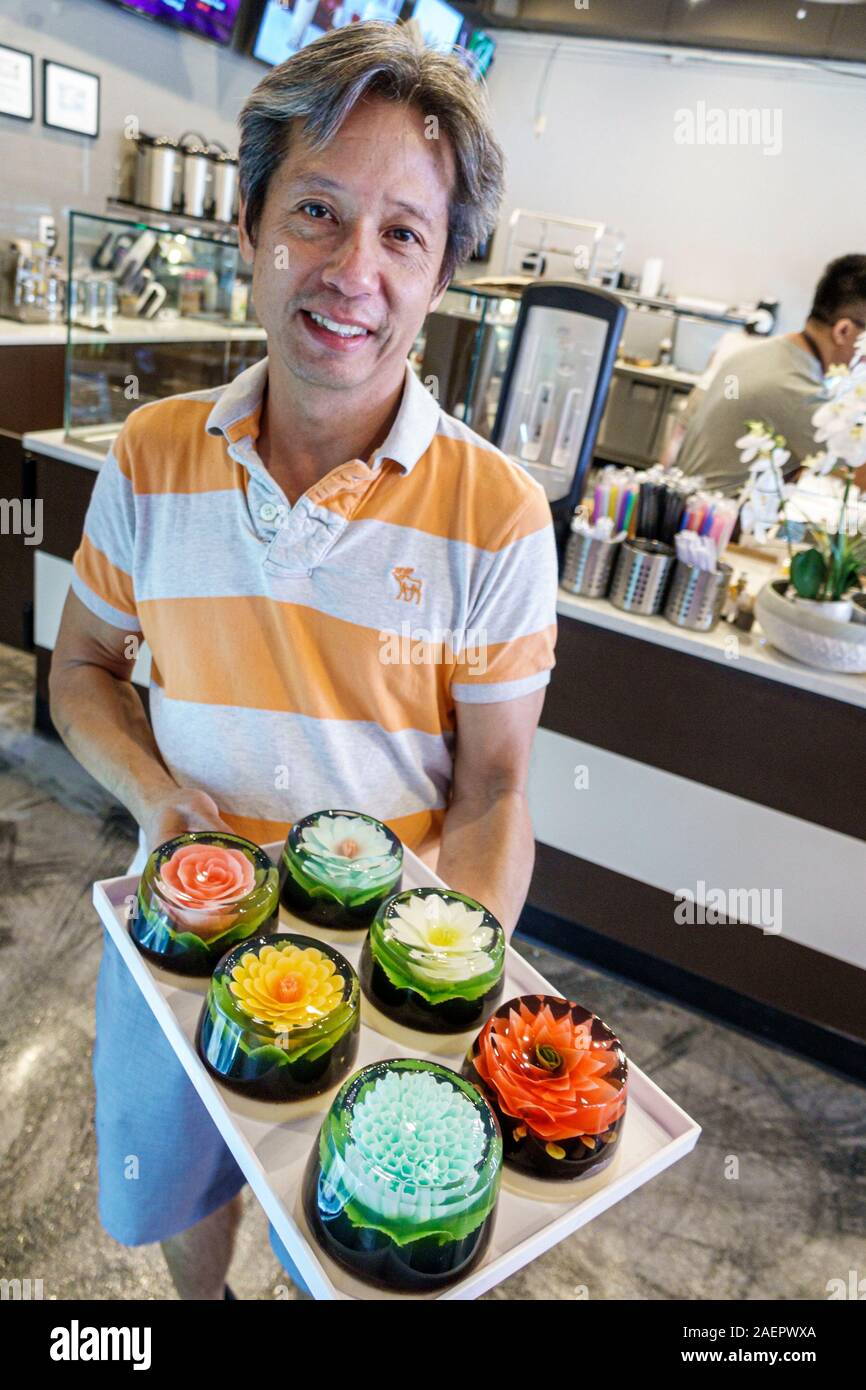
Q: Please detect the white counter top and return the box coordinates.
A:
[0,320,67,347]
[23,428,107,472]
[613,360,700,387]
[557,582,866,708]
[0,316,266,348]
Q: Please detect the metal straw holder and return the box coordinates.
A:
[610,539,675,615]
[664,559,732,632]
[561,529,621,598]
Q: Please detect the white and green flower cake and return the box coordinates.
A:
[302,1059,502,1291]
[359,888,505,1035]
[279,810,403,931]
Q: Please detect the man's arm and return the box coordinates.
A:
[50,590,230,851]
[435,688,546,938]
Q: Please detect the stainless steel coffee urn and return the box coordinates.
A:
[134,134,180,213]
[181,135,212,218]
[211,152,239,223]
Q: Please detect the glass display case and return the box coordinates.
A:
[64,209,266,454]
[411,283,521,439]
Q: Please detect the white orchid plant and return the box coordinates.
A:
[737,330,866,605]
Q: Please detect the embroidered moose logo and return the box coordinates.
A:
[392,566,423,605]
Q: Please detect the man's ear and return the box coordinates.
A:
[237,197,255,266]
[833,315,859,346]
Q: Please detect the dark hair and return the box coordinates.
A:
[238,21,505,289]
[809,254,866,325]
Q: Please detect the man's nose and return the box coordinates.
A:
[321,222,380,298]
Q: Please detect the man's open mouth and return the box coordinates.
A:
[300,309,375,347]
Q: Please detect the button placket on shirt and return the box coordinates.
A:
[268,463,374,574]
[229,439,375,573]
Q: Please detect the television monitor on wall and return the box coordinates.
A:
[106,0,243,47]
[409,0,462,54]
[455,20,495,79]
[252,0,403,67]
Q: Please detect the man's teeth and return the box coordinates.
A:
[309,311,368,337]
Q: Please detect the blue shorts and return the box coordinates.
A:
[93,853,309,1291]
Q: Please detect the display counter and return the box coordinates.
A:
[525,569,866,1075]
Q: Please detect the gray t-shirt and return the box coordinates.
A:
[676,336,825,496]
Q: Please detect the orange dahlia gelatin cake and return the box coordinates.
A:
[462,994,628,1189]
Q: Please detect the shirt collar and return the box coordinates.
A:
[205,356,440,475]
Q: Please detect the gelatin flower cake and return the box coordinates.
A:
[462,994,628,1191]
[279,809,403,933]
[302,1058,502,1292]
[197,934,360,1103]
[130,832,279,976]
[360,888,505,1042]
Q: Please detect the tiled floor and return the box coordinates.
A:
[0,643,862,1301]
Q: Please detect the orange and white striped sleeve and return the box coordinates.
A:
[71,430,141,633]
[451,480,558,704]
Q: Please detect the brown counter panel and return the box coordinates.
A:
[32,453,96,561]
[529,841,866,1048]
[0,344,65,434]
[0,434,34,648]
[545,614,866,842]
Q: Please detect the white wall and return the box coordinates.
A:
[485,33,866,331]
[0,0,260,244]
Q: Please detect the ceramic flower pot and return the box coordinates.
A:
[359,888,505,1048]
[793,595,854,623]
[279,809,403,935]
[462,995,628,1196]
[756,579,866,672]
[131,832,279,976]
[196,933,360,1105]
[302,1058,502,1292]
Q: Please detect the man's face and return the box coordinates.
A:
[238,96,454,394]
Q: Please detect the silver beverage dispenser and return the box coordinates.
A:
[492,281,625,555]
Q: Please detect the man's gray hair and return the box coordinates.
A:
[238,21,504,287]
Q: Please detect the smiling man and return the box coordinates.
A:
[50,23,558,1300]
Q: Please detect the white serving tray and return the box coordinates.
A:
[92,842,700,1300]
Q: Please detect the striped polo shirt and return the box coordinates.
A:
[72,356,558,863]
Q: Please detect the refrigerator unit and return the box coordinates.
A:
[492,281,626,555]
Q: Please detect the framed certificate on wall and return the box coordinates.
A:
[0,43,34,122]
[42,59,100,138]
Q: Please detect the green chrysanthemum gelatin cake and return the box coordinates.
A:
[279,810,403,933]
[302,1058,502,1292]
[130,832,279,977]
[359,888,505,1043]
[196,933,360,1104]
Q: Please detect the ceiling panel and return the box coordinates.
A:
[663,0,839,57]
[517,0,673,41]
[826,4,866,58]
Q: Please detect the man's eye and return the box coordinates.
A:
[390,228,419,244]
[300,203,332,220]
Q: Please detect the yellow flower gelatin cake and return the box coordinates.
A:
[197,934,360,1102]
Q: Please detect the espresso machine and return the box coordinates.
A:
[492,281,625,557]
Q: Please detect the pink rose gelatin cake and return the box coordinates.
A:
[462,994,628,1193]
[130,833,279,976]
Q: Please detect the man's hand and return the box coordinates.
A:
[140,788,234,854]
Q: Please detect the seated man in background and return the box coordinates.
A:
[674,254,866,495]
